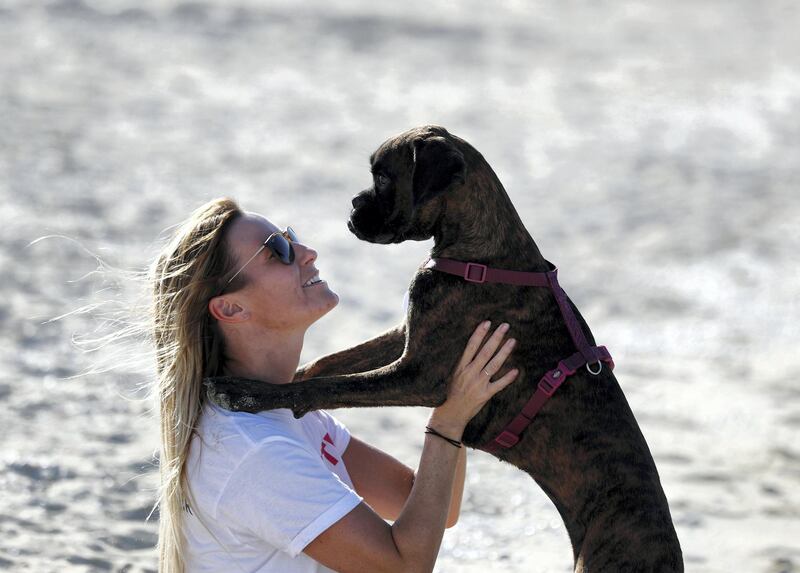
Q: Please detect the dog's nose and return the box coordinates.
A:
[351,193,369,210]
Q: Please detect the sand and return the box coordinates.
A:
[1,0,799,571]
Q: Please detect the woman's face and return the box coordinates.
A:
[223,213,339,331]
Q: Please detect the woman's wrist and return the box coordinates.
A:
[425,425,463,448]
[426,412,466,442]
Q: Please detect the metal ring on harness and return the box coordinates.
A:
[586,361,603,375]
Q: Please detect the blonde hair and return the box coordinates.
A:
[151,197,244,573]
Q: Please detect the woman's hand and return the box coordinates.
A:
[428,321,520,439]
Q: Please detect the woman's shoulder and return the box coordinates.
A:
[186,404,336,518]
[200,400,307,449]
[300,409,349,433]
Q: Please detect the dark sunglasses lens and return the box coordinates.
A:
[286,227,298,243]
[267,234,294,264]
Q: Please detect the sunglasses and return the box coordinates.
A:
[221,227,298,291]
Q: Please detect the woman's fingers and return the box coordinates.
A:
[488,368,520,394]
[435,321,521,428]
[472,322,510,370]
[458,320,491,370]
[483,337,516,377]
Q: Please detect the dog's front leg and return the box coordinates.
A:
[293,323,406,382]
[205,352,449,417]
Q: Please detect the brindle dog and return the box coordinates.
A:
[205,125,684,572]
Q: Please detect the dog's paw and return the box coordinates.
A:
[292,399,313,419]
[203,376,281,413]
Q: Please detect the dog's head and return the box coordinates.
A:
[348,125,467,244]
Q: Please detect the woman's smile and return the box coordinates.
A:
[302,272,324,288]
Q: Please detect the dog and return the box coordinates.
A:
[205,126,684,572]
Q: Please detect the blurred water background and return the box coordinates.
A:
[1,1,799,571]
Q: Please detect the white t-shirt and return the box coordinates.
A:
[183,401,363,573]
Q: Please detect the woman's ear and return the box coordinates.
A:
[208,296,250,323]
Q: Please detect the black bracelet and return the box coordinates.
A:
[425,426,462,448]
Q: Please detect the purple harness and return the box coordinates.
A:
[424,258,615,454]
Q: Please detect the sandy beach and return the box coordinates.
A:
[1,1,799,571]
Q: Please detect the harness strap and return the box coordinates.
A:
[545,270,600,365]
[424,258,551,287]
[482,347,614,454]
[424,257,615,454]
[424,258,598,364]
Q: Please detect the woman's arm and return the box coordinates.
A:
[448,446,466,527]
[305,428,462,573]
[303,322,519,572]
[343,435,466,528]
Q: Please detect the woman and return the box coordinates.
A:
[151,197,519,572]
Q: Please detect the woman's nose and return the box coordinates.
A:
[295,241,317,265]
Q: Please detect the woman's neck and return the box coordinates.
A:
[223,325,305,385]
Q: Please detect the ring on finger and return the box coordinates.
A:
[483,369,492,377]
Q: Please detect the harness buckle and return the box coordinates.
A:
[557,359,578,377]
[538,378,557,396]
[538,369,564,397]
[539,357,581,397]
[495,430,520,448]
[464,262,488,283]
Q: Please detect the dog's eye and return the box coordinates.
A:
[375,173,390,188]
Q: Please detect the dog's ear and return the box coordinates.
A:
[411,136,466,207]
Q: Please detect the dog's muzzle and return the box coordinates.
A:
[348,190,398,243]
[351,193,370,210]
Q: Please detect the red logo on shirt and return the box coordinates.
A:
[321,433,339,465]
